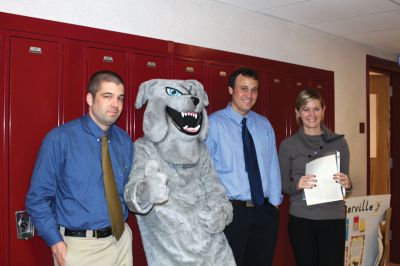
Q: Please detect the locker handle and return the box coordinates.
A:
[147,61,157,68]
[273,78,280,84]
[219,71,227,77]
[185,66,194,73]
[103,56,114,63]
[29,47,42,55]
[296,82,302,86]
[317,85,322,89]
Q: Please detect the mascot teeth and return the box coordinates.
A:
[166,107,202,135]
[183,125,201,133]
[181,112,198,119]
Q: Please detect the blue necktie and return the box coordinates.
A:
[242,118,264,206]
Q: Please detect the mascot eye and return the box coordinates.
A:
[166,87,183,96]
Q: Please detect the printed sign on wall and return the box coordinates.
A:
[344,194,391,266]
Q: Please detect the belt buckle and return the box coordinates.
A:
[245,200,255,207]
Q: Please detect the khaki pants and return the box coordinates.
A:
[55,223,133,266]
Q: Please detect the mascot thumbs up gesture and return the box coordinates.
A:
[124,79,235,266]
[141,160,169,205]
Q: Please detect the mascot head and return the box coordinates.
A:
[135,79,209,145]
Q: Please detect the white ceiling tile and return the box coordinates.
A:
[210,0,400,53]
[213,0,310,11]
[309,10,400,36]
[259,0,400,24]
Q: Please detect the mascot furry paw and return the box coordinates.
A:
[124,79,235,266]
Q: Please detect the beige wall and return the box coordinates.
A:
[1,0,397,196]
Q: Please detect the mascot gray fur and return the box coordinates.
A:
[124,79,236,266]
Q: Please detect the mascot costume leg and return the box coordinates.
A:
[124,79,236,266]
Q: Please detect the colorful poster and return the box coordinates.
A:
[344,194,391,266]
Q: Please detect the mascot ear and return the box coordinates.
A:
[143,99,168,143]
[136,79,168,143]
[186,80,209,106]
[135,79,159,109]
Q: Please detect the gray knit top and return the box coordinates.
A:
[278,125,350,220]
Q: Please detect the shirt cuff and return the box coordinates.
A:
[268,195,283,206]
[42,227,64,247]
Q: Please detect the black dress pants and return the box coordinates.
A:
[288,215,345,266]
[224,201,279,266]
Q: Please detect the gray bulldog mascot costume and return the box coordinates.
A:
[124,79,235,266]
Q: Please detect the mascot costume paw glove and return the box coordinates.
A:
[124,79,236,266]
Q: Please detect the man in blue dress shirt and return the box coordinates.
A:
[206,67,282,266]
[26,71,134,266]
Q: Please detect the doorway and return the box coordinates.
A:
[367,55,400,263]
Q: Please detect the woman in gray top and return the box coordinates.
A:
[279,89,352,266]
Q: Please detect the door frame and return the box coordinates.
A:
[366,55,400,192]
[366,54,400,262]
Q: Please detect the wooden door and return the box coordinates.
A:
[86,46,128,131]
[8,34,61,266]
[369,74,391,195]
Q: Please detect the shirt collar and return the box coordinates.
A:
[82,114,113,139]
[225,103,252,125]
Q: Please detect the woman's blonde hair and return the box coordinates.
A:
[295,89,325,126]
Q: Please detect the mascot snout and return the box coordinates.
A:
[135,79,209,143]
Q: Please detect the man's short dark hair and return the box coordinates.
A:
[88,71,124,96]
[228,67,259,88]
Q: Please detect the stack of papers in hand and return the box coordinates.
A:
[304,153,343,206]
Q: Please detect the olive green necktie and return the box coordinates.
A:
[101,135,124,241]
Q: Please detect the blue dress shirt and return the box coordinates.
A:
[26,114,133,246]
[205,104,282,206]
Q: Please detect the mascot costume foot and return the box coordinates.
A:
[124,79,236,266]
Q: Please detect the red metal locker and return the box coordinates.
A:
[208,64,235,114]
[264,73,288,146]
[8,35,61,266]
[86,46,129,132]
[0,29,6,266]
[252,69,265,117]
[128,52,169,266]
[287,77,308,137]
[63,39,85,123]
[262,72,297,266]
[130,53,169,141]
[172,58,206,87]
